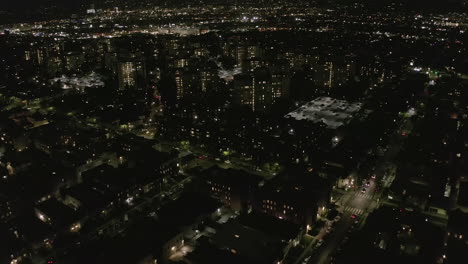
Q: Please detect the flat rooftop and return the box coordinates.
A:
[285,97,362,129]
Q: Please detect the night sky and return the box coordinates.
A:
[0,0,464,32]
[1,0,466,12]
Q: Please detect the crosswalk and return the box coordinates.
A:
[343,207,364,215]
[355,192,373,199]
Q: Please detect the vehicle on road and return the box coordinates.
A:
[361,188,366,193]
[315,240,323,248]
[366,181,371,187]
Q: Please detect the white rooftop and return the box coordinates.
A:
[51,72,105,90]
[285,97,363,129]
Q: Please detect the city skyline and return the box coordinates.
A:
[0,1,467,264]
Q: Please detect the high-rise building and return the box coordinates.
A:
[271,68,290,99]
[200,69,216,93]
[47,56,63,76]
[118,62,137,89]
[234,74,254,110]
[174,69,184,99]
[117,59,146,91]
[235,45,247,70]
[252,67,273,112]
[234,67,284,112]
[314,58,356,88]
[64,52,85,72]
[173,69,201,99]
[36,47,49,66]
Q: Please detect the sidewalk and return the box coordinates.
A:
[294,223,330,264]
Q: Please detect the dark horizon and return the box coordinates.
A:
[0,1,467,264]
[2,0,467,25]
